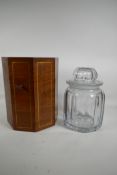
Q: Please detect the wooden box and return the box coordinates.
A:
[2,57,58,131]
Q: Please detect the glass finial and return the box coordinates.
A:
[73,67,98,81]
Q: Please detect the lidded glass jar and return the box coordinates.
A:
[64,67,105,133]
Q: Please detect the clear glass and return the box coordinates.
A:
[64,67,105,133]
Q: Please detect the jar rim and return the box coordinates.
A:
[66,80,103,89]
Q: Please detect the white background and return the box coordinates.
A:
[0,0,117,175]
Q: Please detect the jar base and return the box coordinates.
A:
[64,121,102,133]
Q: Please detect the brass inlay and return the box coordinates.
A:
[36,62,53,127]
[12,62,32,129]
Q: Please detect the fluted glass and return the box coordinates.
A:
[64,87,105,132]
[64,67,105,133]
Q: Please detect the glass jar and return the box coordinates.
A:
[64,67,105,133]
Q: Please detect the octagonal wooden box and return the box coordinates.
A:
[2,57,58,131]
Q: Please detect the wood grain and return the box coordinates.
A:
[33,58,56,130]
[2,57,58,131]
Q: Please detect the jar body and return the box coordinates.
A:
[64,87,105,132]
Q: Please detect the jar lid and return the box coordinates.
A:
[67,67,103,89]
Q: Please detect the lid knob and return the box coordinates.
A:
[73,67,98,81]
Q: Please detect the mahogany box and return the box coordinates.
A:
[2,57,58,131]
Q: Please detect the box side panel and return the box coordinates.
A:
[2,57,14,127]
[33,58,56,130]
[8,58,35,131]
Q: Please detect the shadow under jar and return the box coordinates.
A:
[64,67,105,133]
